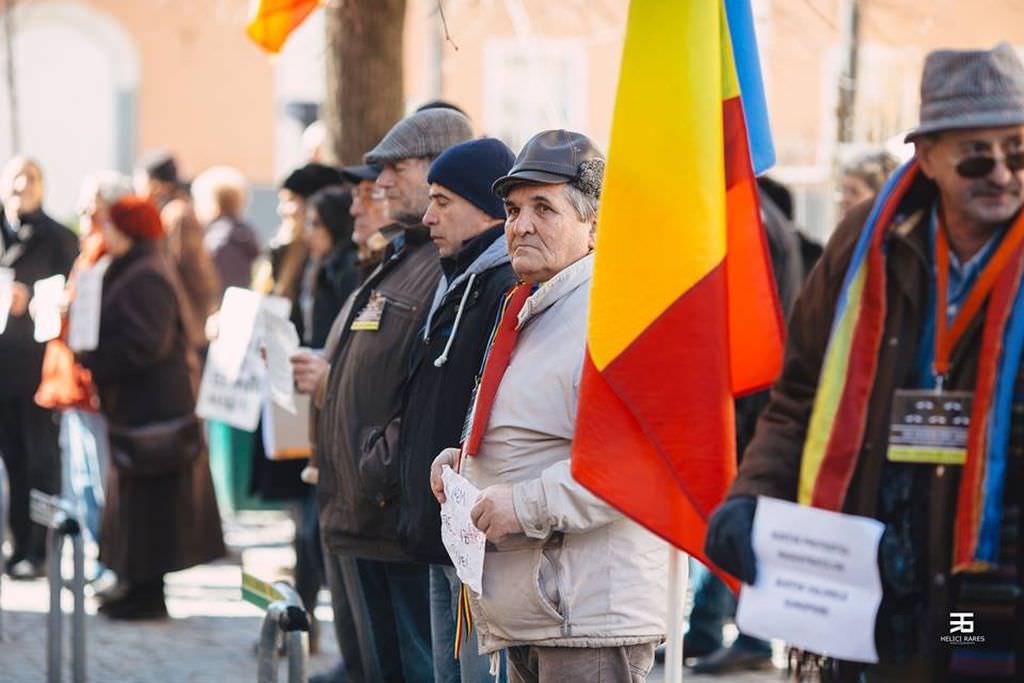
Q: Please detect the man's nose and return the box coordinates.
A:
[989,157,1015,185]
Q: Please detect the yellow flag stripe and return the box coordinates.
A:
[588,0,727,370]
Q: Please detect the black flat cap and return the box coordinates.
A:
[492,129,604,198]
[340,164,381,184]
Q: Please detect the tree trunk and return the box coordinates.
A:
[323,0,407,166]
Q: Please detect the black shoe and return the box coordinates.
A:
[98,582,168,621]
[686,645,774,674]
[682,635,721,660]
[309,662,348,683]
[7,558,46,580]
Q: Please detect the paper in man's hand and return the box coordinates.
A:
[440,465,486,594]
[261,309,300,413]
[32,274,65,342]
[0,267,13,334]
[736,496,884,663]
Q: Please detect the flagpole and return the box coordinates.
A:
[664,547,688,683]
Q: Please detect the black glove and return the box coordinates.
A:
[704,496,758,585]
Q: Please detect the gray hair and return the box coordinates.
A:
[562,182,600,224]
[78,171,132,209]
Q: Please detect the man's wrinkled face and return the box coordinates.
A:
[503,183,595,284]
[2,160,43,216]
[376,157,431,225]
[423,183,495,258]
[917,125,1024,229]
[350,180,390,246]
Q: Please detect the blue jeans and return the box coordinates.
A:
[687,559,771,655]
[430,564,505,683]
[356,558,434,681]
[59,409,108,546]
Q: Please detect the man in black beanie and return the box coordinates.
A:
[402,137,518,682]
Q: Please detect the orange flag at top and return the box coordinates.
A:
[246,0,319,54]
[571,0,783,587]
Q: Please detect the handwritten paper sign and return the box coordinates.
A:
[196,333,266,431]
[261,309,300,414]
[0,267,13,334]
[736,496,884,663]
[440,466,486,594]
[197,290,295,431]
[208,287,262,383]
[32,274,65,342]
[68,256,111,352]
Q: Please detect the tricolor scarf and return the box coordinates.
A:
[798,159,1024,572]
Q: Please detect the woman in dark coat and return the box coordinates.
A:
[299,187,359,348]
[78,196,224,620]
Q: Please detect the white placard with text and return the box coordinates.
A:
[736,496,884,663]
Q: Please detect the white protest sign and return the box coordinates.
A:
[440,466,486,594]
[32,274,65,342]
[208,287,262,383]
[261,309,300,414]
[197,291,295,431]
[736,496,884,663]
[67,256,111,352]
[196,332,266,431]
[0,267,13,334]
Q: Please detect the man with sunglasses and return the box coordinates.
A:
[707,43,1024,680]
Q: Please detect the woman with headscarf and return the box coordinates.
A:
[77,197,224,620]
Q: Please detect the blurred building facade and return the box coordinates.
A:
[0,0,1022,238]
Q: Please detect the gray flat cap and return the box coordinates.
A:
[905,42,1024,142]
[364,109,473,165]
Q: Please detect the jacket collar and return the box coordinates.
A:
[440,223,506,283]
[517,252,594,330]
[422,225,510,342]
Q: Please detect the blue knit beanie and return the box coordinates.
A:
[427,138,516,219]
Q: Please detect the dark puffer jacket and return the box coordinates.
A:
[397,224,518,563]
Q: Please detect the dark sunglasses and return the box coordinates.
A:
[955,152,1024,179]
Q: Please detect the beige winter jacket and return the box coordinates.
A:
[462,253,669,653]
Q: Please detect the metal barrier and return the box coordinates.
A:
[242,572,309,683]
[0,456,8,642]
[30,489,86,683]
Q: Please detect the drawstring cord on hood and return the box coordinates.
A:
[434,272,477,367]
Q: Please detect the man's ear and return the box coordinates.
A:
[915,138,938,180]
[587,222,597,249]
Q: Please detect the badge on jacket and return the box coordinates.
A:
[351,290,386,331]
[887,389,972,465]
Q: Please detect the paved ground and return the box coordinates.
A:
[1,511,784,682]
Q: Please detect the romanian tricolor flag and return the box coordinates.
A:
[245,0,320,54]
[572,0,782,580]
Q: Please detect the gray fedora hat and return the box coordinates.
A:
[905,42,1024,142]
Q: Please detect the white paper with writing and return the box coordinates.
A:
[0,267,13,334]
[208,287,262,383]
[68,256,111,352]
[736,496,884,663]
[440,466,486,594]
[196,292,296,431]
[261,309,300,414]
[32,274,65,342]
[196,332,266,431]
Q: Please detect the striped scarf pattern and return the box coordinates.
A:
[798,159,1024,572]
